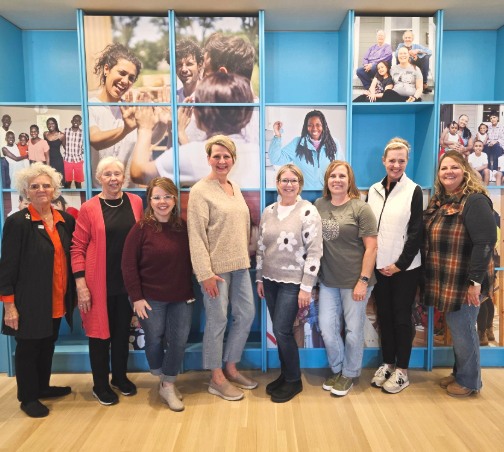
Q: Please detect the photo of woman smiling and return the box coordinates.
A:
[266,109,345,189]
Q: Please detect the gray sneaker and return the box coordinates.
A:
[322,372,341,391]
[225,372,258,390]
[330,375,353,396]
[208,379,244,401]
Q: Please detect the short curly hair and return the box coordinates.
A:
[164,38,203,65]
[15,162,62,200]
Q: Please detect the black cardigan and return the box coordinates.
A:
[0,208,76,339]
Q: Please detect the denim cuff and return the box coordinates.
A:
[161,374,177,383]
[331,363,343,374]
[342,367,362,378]
[150,368,162,376]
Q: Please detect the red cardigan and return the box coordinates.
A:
[71,193,144,339]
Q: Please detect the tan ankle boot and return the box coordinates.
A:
[479,330,489,346]
[487,327,495,341]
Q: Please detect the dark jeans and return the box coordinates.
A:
[1,158,10,188]
[263,279,301,381]
[135,299,193,383]
[484,143,503,171]
[477,298,494,332]
[356,64,377,89]
[373,267,421,369]
[15,317,62,403]
[88,294,133,389]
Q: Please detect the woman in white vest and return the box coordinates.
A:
[367,137,423,394]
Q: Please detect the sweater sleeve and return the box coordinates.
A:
[187,195,214,282]
[121,223,145,303]
[462,194,497,284]
[70,203,91,276]
[255,209,267,282]
[300,204,323,288]
[267,136,299,166]
[395,185,423,271]
[0,215,23,302]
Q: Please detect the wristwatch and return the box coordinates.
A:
[469,280,481,287]
[359,276,370,285]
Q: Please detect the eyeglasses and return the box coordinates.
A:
[29,184,52,190]
[150,195,175,201]
[278,179,299,186]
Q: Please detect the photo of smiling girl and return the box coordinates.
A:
[88,43,171,188]
[265,108,346,189]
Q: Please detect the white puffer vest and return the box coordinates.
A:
[368,174,421,271]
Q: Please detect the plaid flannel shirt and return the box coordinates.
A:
[421,191,494,312]
[63,128,83,163]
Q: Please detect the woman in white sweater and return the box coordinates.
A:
[256,164,323,403]
[367,137,423,394]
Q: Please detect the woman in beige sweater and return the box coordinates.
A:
[187,135,257,401]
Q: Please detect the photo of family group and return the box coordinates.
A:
[265,107,346,190]
[3,191,85,220]
[0,107,84,190]
[439,104,504,186]
[83,15,259,188]
[353,16,436,103]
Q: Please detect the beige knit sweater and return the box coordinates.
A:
[187,179,251,282]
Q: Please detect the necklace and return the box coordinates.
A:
[101,194,124,208]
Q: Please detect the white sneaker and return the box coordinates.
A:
[382,369,410,394]
[491,170,497,182]
[371,363,393,388]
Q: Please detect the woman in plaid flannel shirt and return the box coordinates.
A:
[422,150,496,398]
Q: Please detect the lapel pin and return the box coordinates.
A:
[25,214,30,220]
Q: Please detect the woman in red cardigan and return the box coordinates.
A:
[71,156,143,406]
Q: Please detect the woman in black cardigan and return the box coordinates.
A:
[0,163,76,418]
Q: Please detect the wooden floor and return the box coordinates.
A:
[0,368,504,452]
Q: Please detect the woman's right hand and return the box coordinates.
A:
[4,303,19,330]
[76,279,92,314]
[273,121,283,138]
[133,299,152,319]
[203,275,225,299]
[257,282,265,299]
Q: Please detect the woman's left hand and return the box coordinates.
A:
[353,281,368,302]
[379,264,401,277]
[467,284,481,307]
[298,289,311,308]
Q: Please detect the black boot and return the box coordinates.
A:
[266,374,286,395]
[271,379,303,403]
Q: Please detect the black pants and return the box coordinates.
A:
[380,90,422,102]
[373,267,421,369]
[15,317,62,403]
[88,294,133,389]
[477,298,495,332]
[1,158,10,188]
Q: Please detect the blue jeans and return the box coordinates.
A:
[263,279,302,382]
[200,269,255,369]
[356,64,377,89]
[445,303,481,390]
[318,282,374,377]
[484,143,503,171]
[134,300,193,383]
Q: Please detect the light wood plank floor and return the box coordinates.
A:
[0,368,503,452]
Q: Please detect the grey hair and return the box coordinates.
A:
[15,162,62,200]
[95,156,125,181]
[376,29,385,36]
[403,30,414,38]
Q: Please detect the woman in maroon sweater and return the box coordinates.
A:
[122,177,194,412]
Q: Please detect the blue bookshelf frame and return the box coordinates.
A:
[1,9,503,376]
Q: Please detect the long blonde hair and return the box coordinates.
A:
[434,150,488,198]
[141,177,182,232]
[323,161,360,200]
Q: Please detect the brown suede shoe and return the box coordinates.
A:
[439,375,456,389]
[479,330,489,346]
[446,381,480,398]
[225,371,258,390]
[487,327,495,341]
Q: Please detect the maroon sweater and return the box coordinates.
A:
[121,219,195,303]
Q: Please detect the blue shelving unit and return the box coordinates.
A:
[1,9,503,376]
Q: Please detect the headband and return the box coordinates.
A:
[385,142,410,151]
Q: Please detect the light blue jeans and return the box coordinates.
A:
[318,282,374,377]
[200,269,255,370]
[445,303,481,390]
